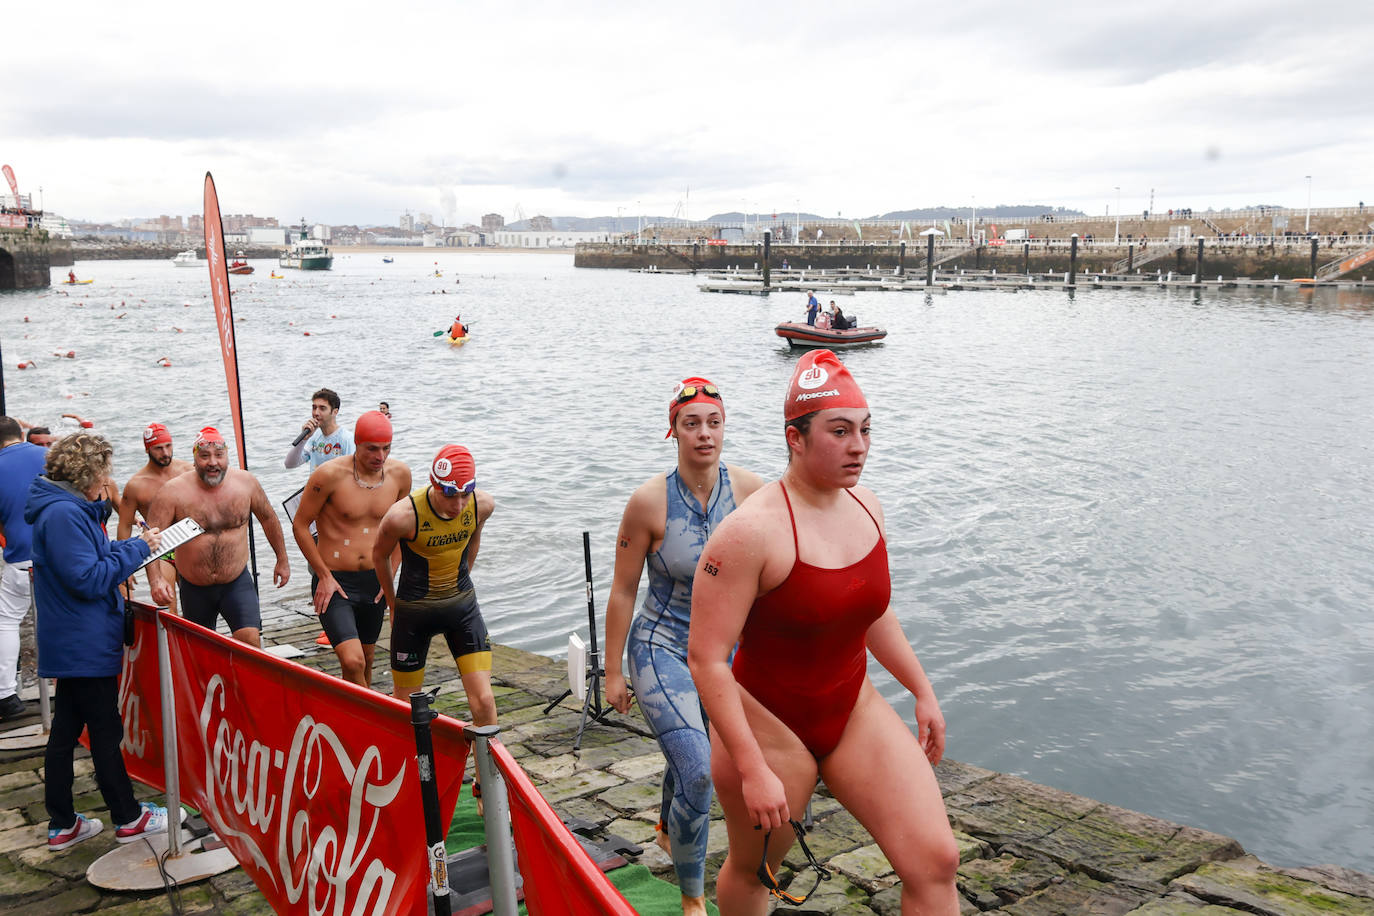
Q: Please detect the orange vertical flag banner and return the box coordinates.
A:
[202,172,249,470]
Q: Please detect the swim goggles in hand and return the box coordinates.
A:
[757,818,831,906]
[672,383,721,405]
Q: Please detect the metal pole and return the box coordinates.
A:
[1068,235,1078,286]
[1114,187,1121,244]
[1310,237,1318,279]
[409,690,451,915]
[29,569,50,729]
[466,725,517,916]
[926,233,935,287]
[762,230,771,289]
[898,241,905,276]
[156,613,183,855]
[1195,238,1204,281]
[1304,176,1312,233]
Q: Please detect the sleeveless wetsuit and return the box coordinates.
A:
[732,484,890,759]
[626,466,736,899]
[391,486,490,684]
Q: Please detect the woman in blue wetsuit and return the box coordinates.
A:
[604,377,763,916]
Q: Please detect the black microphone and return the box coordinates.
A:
[292,427,312,447]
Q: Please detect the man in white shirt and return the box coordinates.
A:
[284,388,353,470]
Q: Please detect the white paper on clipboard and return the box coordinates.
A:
[135,518,204,570]
[282,486,316,538]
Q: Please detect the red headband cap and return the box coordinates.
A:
[354,410,393,445]
[142,423,172,447]
[783,349,867,421]
[194,426,226,450]
[430,444,476,492]
[666,376,724,438]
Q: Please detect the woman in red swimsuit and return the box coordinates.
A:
[689,349,959,915]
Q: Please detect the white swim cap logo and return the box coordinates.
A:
[433,458,452,478]
[797,366,829,390]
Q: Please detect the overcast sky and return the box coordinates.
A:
[7,1,1371,226]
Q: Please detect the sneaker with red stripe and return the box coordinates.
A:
[49,814,103,851]
[115,802,174,843]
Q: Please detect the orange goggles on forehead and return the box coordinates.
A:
[673,383,720,405]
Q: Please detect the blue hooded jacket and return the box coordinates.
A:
[25,476,150,679]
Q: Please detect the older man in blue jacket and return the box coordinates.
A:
[27,431,175,851]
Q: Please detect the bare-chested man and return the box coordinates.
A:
[292,411,410,688]
[147,427,290,647]
[117,423,191,608]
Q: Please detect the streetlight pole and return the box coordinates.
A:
[637,201,642,243]
[1304,175,1312,234]
[795,199,800,244]
[1114,186,1121,244]
[971,196,976,241]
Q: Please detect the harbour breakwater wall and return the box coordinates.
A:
[68,240,278,261]
[0,230,62,290]
[575,241,1372,281]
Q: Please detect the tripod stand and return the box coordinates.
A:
[544,531,614,750]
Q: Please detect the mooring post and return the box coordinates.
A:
[762,230,771,289]
[926,233,935,286]
[1127,243,1135,273]
[411,690,452,916]
[1068,235,1078,286]
[898,241,906,276]
[1023,242,1030,276]
[691,242,699,275]
[1195,238,1204,282]
[1310,237,1318,278]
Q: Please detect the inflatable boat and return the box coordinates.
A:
[774,321,887,349]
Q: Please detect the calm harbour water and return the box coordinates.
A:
[4,251,1372,872]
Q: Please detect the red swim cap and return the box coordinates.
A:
[784,349,867,421]
[354,410,393,445]
[194,426,226,451]
[666,376,724,438]
[142,423,172,448]
[430,444,476,494]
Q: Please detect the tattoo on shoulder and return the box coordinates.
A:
[703,554,721,576]
[618,537,629,549]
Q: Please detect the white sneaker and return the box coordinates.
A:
[49,814,103,851]
[116,801,183,843]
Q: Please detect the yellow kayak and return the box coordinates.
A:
[447,334,469,347]
[63,279,94,285]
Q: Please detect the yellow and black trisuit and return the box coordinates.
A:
[389,485,491,691]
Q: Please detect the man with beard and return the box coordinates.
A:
[116,424,191,608]
[292,411,410,688]
[147,427,290,646]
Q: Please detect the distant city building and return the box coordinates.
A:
[443,230,480,247]
[399,212,415,231]
[490,229,610,248]
[528,215,554,231]
[481,213,505,232]
[188,214,204,233]
[222,214,279,233]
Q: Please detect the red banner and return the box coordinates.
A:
[2,164,18,205]
[0,213,26,229]
[121,605,469,915]
[493,740,637,915]
[202,173,249,470]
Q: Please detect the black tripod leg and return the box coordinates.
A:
[543,689,572,715]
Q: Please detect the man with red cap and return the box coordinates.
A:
[146,427,291,647]
[291,411,411,689]
[116,423,192,608]
[688,350,960,914]
[373,445,496,799]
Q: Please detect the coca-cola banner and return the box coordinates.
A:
[118,607,166,788]
[493,741,637,915]
[122,605,469,915]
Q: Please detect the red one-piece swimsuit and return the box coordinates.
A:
[732,483,891,759]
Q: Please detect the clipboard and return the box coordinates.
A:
[282,486,316,538]
[135,518,205,570]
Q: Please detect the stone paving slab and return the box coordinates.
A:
[1,603,1371,913]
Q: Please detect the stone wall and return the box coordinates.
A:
[575,241,1369,281]
[0,229,54,290]
[68,240,280,261]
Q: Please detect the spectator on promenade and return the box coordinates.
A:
[26,427,54,447]
[28,431,175,850]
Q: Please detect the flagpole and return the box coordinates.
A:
[203,173,260,591]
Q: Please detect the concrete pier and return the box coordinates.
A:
[1,600,1371,913]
